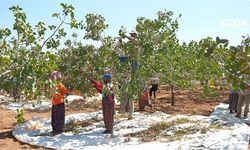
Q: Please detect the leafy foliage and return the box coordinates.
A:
[1,3,250,109]
[15,109,25,124]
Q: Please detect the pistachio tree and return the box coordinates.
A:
[0,3,84,100]
[209,36,250,90]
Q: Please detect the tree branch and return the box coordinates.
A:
[214,54,250,86]
[0,70,11,76]
[41,15,66,50]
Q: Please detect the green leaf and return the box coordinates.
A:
[52,13,60,18]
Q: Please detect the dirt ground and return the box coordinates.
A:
[0,85,246,150]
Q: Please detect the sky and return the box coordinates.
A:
[0,0,250,46]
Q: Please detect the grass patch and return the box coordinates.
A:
[168,126,201,141]
[200,122,223,134]
[64,117,102,134]
[114,113,130,120]
[174,118,190,124]
[169,128,189,141]
[126,118,191,142]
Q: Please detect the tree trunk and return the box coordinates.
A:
[205,79,209,88]
[128,100,134,120]
[13,87,20,100]
[44,83,49,94]
[170,84,175,106]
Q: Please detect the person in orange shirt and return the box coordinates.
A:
[50,71,72,135]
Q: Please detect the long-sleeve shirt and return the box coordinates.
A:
[88,78,104,94]
[102,83,113,97]
[102,82,114,103]
[52,83,70,105]
[88,78,114,103]
[140,87,149,101]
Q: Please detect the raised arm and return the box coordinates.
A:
[87,77,104,94]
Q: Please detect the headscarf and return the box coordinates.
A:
[102,73,112,80]
[50,71,62,80]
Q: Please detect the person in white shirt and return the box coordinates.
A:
[149,76,159,99]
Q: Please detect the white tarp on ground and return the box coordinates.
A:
[12,103,250,150]
[2,95,100,111]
